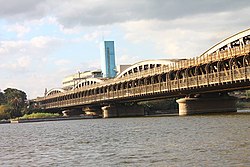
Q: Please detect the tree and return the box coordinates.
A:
[0,91,5,105]
[138,98,178,114]
[0,105,11,120]
[3,88,27,118]
[246,90,250,99]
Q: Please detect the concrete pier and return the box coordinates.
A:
[62,109,83,117]
[176,93,237,116]
[102,104,144,118]
[83,106,102,116]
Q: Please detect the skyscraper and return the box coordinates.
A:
[100,41,117,78]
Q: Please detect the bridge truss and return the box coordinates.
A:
[37,29,250,109]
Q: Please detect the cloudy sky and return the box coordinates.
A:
[0,0,250,98]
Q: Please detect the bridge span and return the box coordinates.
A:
[36,28,250,117]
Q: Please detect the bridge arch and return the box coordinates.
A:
[73,78,103,89]
[200,28,250,59]
[46,88,65,97]
[116,59,181,78]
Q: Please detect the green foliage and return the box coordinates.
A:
[137,98,178,115]
[0,88,28,118]
[25,102,45,114]
[246,90,250,98]
[138,99,178,110]
[0,105,11,120]
[0,92,5,105]
[237,101,250,109]
[17,113,60,120]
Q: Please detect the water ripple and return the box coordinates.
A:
[0,113,250,166]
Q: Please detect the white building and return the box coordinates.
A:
[62,70,102,90]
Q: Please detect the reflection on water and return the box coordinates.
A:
[0,111,250,166]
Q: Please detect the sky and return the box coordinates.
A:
[0,0,250,99]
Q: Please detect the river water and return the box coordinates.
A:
[0,112,250,167]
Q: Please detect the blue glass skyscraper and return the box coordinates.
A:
[100,41,117,78]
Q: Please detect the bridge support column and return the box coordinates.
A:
[176,93,237,116]
[83,106,102,116]
[102,104,144,118]
[62,108,83,117]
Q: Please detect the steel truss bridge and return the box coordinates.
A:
[37,29,250,110]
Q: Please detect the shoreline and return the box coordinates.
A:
[1,109,249,124]
[5,115,101,124]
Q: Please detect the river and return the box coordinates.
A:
[0,111,250,167]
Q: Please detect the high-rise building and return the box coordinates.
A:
[100,41,117,78]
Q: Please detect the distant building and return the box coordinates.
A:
[100,41,117,78]
[62,70,102,90]
[116,65,132,75]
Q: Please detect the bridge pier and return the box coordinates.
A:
[83,106,102,116]
[62,108,83,117]
[101,104,144,118]
[176,93,237,116]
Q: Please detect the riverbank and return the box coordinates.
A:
[0,120,11,124]
[1,109,249,124]
[0,115,100,124]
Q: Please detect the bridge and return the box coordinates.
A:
[36,28,250,117]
